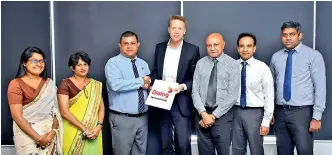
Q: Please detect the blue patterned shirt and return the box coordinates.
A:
[269,43,326,120]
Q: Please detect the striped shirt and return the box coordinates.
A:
[269,43,326,120]
[192,53,240,118]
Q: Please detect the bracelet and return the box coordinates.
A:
[97,122,103,127]
[51,128,58,133]
[36,136,43,144]
[83,128,87,134]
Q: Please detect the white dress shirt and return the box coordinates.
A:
[162,39,187,90]
[236,57,274,127]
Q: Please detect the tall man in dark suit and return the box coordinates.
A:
[149,15,200,155]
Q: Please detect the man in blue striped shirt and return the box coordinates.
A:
[105,31,151,155]
[270,21,326,155]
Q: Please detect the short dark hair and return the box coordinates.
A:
[237,33,257,46]
[16,46,47,78]
[68,51,91,69]
[281,20,301,32]
[119,31,139,43]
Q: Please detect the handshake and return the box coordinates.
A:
[142,76,151,89]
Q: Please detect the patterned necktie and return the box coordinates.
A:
[283,49,295,102]
[206,58,218,107]
[131,59,145,113]
[240,61,248,108]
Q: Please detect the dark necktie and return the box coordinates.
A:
[206,58,218,107]
[240,61,248,108]
[131,59,145,113]
[283,49,295,102]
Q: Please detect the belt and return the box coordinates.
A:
[110,110,146,117]
[275,104,313,110]
[234,105,263,109]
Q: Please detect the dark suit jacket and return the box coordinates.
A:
[149,40,200,116]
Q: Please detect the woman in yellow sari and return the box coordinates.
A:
[57,51,105,155]
[8,47,63,155]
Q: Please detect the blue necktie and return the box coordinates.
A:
[283,49,295,102]
[131,59,145,113]
[240,61,247,108]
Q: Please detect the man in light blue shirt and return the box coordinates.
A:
[270,21,326,155]
[105,31,151,155]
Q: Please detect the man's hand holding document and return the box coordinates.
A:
[145,80,179,110]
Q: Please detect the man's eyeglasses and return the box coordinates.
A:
[29,59,46,65]
[207,43,220,49]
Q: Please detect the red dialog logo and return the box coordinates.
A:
[167,86,173,93]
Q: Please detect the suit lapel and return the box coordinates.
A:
[176,41,187,82]
[159,42,167,79]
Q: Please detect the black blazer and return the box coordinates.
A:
[150,40,200,116]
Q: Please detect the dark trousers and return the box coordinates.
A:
[274,105,313,155]
[195,107,233,155]
[232,106,264,155]
[160,101,192,155]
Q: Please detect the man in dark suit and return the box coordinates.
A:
[149,15,200,155]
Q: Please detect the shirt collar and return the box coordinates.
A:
[167,39,183,50]
[119,53,137,62]
[240,56,255,66]
[284,42,303,53]
[208,52,224,62]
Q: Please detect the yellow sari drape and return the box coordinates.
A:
[63,79,103,155]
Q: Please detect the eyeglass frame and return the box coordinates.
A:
[28,59,46,65]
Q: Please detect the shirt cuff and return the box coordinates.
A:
[139,77,144,87]
[312,110,322,120]
[182,84,187,91]
[261,118,271,128]
[212,111,221,119]
[197,107,206,115]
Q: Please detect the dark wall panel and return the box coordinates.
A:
[54,1,181,83]
[184,1,316,137]
[184,1,314,63]
[2,0,331,150]
[1,1,51,145]
[53,2,180,154]
[315,1,332,140]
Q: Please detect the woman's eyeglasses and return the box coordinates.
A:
[29,59,46,65]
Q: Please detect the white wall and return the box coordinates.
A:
[2,136,332,155]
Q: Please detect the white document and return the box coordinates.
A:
[145,80,179,110]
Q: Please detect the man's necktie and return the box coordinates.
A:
[206,58,218,107]
[131,59,145,113]
[283,49,295,102]
[240,61,248,108]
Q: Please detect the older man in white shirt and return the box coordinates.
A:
[232,33,274,155]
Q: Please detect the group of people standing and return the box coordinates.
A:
[7,15,326,155]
